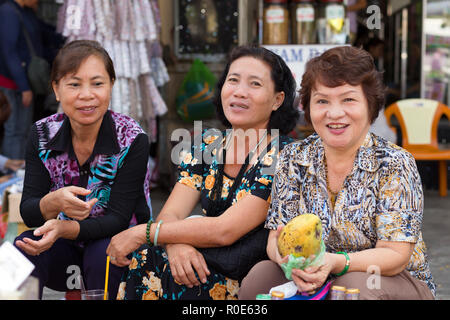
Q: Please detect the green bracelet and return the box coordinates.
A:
[334,251,350,277]
[146,219,154,246]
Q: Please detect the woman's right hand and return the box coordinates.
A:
[22,90,33,107]
[40,186,98,220]
[165,243,210,288]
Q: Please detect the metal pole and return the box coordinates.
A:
[401,7,408,99]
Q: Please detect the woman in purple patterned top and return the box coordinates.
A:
[13,40,151,300]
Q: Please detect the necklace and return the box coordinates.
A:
[210,130,268,206]
[324,160,340,209]
[223,129,268,165]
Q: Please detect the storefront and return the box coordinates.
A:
[32,0,449,190]
[384,0,450,108]
[157,0,386,186]
[384,0,450,189]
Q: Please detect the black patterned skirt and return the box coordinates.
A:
[116,245,239,300]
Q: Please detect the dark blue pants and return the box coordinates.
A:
[14,230,125,300]
[0,87,34,159]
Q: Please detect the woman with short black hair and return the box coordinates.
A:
[107,45,300,300]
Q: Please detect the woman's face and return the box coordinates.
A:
[52,55,112,130]
[221,56,284,132]
[309,82,371,153]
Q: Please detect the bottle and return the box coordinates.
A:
[317,0,347,44]
[291,0,316,44]
[330,285,346,300]
[256,293,272,300]
[270,290,285,300]
[345,288,360,300]
[263,0,289,44]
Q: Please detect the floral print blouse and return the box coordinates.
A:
[115,129,294,300]
[265,132,436,296]
[178,129,293,212]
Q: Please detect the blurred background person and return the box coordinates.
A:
[0,0,43,159]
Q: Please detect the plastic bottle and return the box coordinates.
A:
[345,288,360,300]
[270,290,285,300]
[256,293,272,300]
[330,285,346,300]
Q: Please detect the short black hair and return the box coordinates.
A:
[214,45,299,135]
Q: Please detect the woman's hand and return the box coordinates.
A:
[267,226,289,266]
[291,252,334,293]
[22,90,33,107]
[4,159,25,171]
[165,243,210,288]
[106,224,146,267]
[15,219,63,256]
[40,186,98,220]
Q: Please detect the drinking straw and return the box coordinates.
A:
[104,255,110,300]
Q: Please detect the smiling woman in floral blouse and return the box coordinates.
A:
[239,46,435,300]
[107,45,299,300]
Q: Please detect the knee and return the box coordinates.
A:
[14,230,39,254]
[330,272,384,300]
[83,238,110,270]
[15,230,37,242]
[239,260,285,300]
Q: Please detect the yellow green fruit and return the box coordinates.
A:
[277,214,322,258]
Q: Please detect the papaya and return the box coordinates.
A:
[277,214,322,258]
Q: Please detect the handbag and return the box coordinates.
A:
[198,225,269,281]
[9,3,50,95]
[26,55,50,96]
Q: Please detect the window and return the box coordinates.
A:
[175,0,239,61]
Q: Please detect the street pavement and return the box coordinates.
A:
[43,188,450,300]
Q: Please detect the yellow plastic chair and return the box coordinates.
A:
[385,99,450,197]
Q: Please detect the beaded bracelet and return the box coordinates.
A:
[146,219,154,246]
[334,251,350,277]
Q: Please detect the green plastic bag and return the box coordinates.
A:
[280,239,326,280]
[176,59,217,122]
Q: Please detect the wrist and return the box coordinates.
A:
[332,252,350,276]
[39,193,58,219]
[137,223,148,245]
[330,253,343,273]
[57,220,79,240]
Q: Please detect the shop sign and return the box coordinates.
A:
[264,44,342,89]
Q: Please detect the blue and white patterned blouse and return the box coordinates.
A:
[266,132,436,296]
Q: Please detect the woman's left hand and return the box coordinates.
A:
[107,224,146,267]
[15,219,61,256]
[290,253,334,294]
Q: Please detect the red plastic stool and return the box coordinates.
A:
[65,290,81,300]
